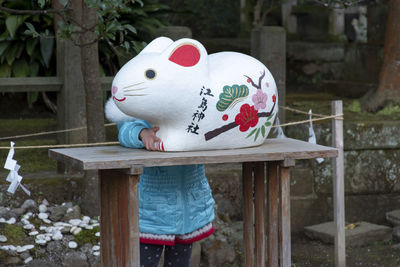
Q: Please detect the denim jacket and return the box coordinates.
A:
[117,120,215,235]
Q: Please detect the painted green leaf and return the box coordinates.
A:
[265,121,272,127]
[246,128,258,138]
[254,128,261,141]
[267,113,274,120]
[261,125,265,137]
[216,84,249,111]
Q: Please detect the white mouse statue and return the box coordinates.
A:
[105,37,278,151]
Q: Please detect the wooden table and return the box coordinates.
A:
[49,138,338,266]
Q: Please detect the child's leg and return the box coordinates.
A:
[140,243,163,267]
[163,243,192,267]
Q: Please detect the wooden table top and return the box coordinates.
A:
[49,138,338,170]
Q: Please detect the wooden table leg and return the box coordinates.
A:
[267,162,279,267]
[254,162,266,266]
[242,162,255,267]
[99,168,141,267]
[279,159,294,267]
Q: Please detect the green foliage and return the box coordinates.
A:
[377,103,400,115]
[74,225,100,246]
[0,223,30,245]
[0,0,54,78]
[347,100,362,113]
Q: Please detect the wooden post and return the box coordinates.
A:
[267,162,279,266]
[281,0,298,34]
[279,159,294,267]
[99,168,141,266]
[332,100,346,267]
[242,162,255,267]
[251,27,286,123]
[254,162,266,266]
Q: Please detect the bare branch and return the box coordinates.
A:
[0,5,70,15]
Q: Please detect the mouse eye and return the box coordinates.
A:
[145,69,156,80]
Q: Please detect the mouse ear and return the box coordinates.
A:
[139,37,173,54]
[169,44,201,67]
[162,38,208,68]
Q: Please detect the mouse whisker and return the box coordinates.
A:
[123,88,147,92]
[123,82,145,89]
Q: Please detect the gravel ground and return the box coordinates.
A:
[292,233,400,267]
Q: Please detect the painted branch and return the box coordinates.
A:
[204,101,276,141]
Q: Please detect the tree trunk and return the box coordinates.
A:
[80,2,105,143]
[361,0,400,111]
[79,1,103,216]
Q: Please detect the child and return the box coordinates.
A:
[117,119,215,267]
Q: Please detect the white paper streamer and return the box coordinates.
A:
[274,117,286,139]
[308,110,324,164]
[3,142,30,195]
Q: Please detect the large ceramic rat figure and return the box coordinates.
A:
[105,37,278,151]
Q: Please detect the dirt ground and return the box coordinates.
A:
[292,233,400,267]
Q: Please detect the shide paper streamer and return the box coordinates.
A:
[308,110,324,164]
[3,142,31,195]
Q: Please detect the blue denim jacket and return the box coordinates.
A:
[117,120,215,235]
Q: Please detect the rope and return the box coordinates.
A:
[279,105,327,118]
[0,141,119,150]
[0,123,116,141]
[271,113,344,128]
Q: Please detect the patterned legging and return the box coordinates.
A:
[140,243,193,267]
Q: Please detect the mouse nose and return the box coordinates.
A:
[112,86,118,95]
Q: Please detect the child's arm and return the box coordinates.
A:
[117,120,161,150]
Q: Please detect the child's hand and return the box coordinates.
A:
[139,127,162,151]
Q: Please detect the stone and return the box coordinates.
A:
[6,217,16,224]
[52,231,63,240]
[39,204,47,213]
[11,207,25,217]
[202,239,236,266]
[0,207,17,220]
[20,251,31,260]
[24,224,35,230]
[68,241,78,249]
[47,241,63,254]
[63,206,81,221]
[27,259,59,267]
[69,219,82,226]
[49,206,68,222]
[0,235,7,242]
[386,210,400,226]
[5,256,21,265]
[24,257,33,264]
[21,199,37,212]
[41,199,49,206]
[62,251,88,267]
[71,226,82,235]
[29,231,39,236]
[304,221,392,247]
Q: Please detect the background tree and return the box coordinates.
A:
[361,0,400,111]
